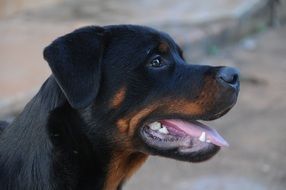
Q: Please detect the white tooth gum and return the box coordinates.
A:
[158,126,169,134]
[149,122,162,131]
[199,131,206,142]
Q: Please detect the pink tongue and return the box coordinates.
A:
[161,119,229,147]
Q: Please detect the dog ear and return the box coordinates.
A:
[43,26,105,109]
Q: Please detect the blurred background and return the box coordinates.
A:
[0,0,286,189]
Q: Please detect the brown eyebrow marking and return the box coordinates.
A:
[158,41,169,53]
[110,86,127,108]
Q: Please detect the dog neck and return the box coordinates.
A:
[49,100,148,190]
[0,77,148,190]
[0,77,65,189]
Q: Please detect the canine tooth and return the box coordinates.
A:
[149,122,161,130]
[199,132,206,142]
[206,139,211,143]
[158,126,169,134]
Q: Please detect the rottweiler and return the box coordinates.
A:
[0,25,239,190]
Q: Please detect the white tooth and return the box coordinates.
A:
[206,139,211,143]
[149,122,161,130]
[158,126,169,134]
[199,132,206,142]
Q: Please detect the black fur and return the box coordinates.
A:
[0,25,239,190]
[0,121,8,133]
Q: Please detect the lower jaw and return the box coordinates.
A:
[140,126,221,162]
[142,141,220,163]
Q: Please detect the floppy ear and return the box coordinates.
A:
[43,26,105,109]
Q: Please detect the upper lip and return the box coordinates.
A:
[201,107,233,121]
[140,97,237,128]
[143,108,230,126]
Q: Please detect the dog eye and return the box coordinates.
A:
[149,56,163,68]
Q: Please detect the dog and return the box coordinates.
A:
[0,25,239,190]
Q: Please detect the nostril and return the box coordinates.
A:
[219,73,238,84]
[231,74,239,84]
[217,67,240,85]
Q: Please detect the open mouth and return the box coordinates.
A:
[140,119,228,162]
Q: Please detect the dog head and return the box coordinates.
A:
[44,25,239,163]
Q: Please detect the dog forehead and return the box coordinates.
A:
[101,25,180,70]
[105,25,175,46]
[104,24,159,35]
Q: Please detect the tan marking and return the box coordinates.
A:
[106,76,221,189]
[104,152,148,190]
[110,87,127,108]
[195,76,220,111]
[117,119,129,133]
[128,107,155,135]
[116,76,219,137]
[165,100,202,116]
[108,100,202,190]
[158,41,169,53]
[103,71,222,189]
[117,99,204,136]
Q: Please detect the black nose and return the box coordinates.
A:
[217,67,239,87]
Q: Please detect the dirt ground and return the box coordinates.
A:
[125,26,286,190]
